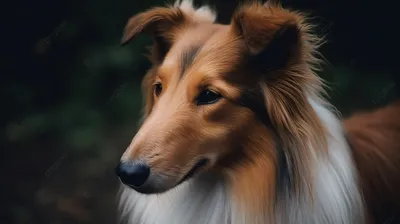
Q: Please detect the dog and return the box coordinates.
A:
[115,1,400,223]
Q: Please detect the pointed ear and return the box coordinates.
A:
[231,3,301,70]
[121,7,186,63]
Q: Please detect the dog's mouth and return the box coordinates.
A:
[177,158,209,185]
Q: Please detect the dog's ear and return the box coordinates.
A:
[121,7,186,63]
[231,3,328,196]
[231,3,301,71]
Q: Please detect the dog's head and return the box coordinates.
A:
[116,0,326,195]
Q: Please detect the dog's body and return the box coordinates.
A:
[345,101,400,224]
[116,1,400,224]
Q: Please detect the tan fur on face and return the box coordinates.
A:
[122,0,331,219]
[122,20,264,191]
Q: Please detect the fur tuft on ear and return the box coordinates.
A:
[231,1,325,74]
[121,7,184,46]
[121,6,185,64]
[231,2,299,56]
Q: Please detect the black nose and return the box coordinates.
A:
[115,161,150,187]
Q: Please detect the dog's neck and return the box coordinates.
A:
[118,99,365,224]
[119,172,232,224]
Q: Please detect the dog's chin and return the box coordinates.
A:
[124,184,172,195]
[124,158,210,195]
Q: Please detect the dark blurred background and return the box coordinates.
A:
[1,0,399,223]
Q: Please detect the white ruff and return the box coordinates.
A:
[118,174,231,224]
[118,98,365,224]
[276,98,365,224]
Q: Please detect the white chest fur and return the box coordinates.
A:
[119,174,232,224]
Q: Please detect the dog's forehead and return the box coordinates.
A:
[161,24,217,67]
[160,24,243,81]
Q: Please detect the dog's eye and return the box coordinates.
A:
[196,89,221,105]
[154,83,162,96]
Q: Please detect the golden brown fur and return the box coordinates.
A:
[344,101,400,224]
[117,1,400,223]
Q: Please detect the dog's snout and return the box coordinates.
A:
[116,161,150,187]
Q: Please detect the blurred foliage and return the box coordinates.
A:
[1,0,398,223]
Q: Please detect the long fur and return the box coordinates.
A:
[119,98,365,224]
[117,1,400,224]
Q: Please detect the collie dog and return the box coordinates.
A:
[115,1,400,223]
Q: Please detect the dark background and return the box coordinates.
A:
[1,0,399,223]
